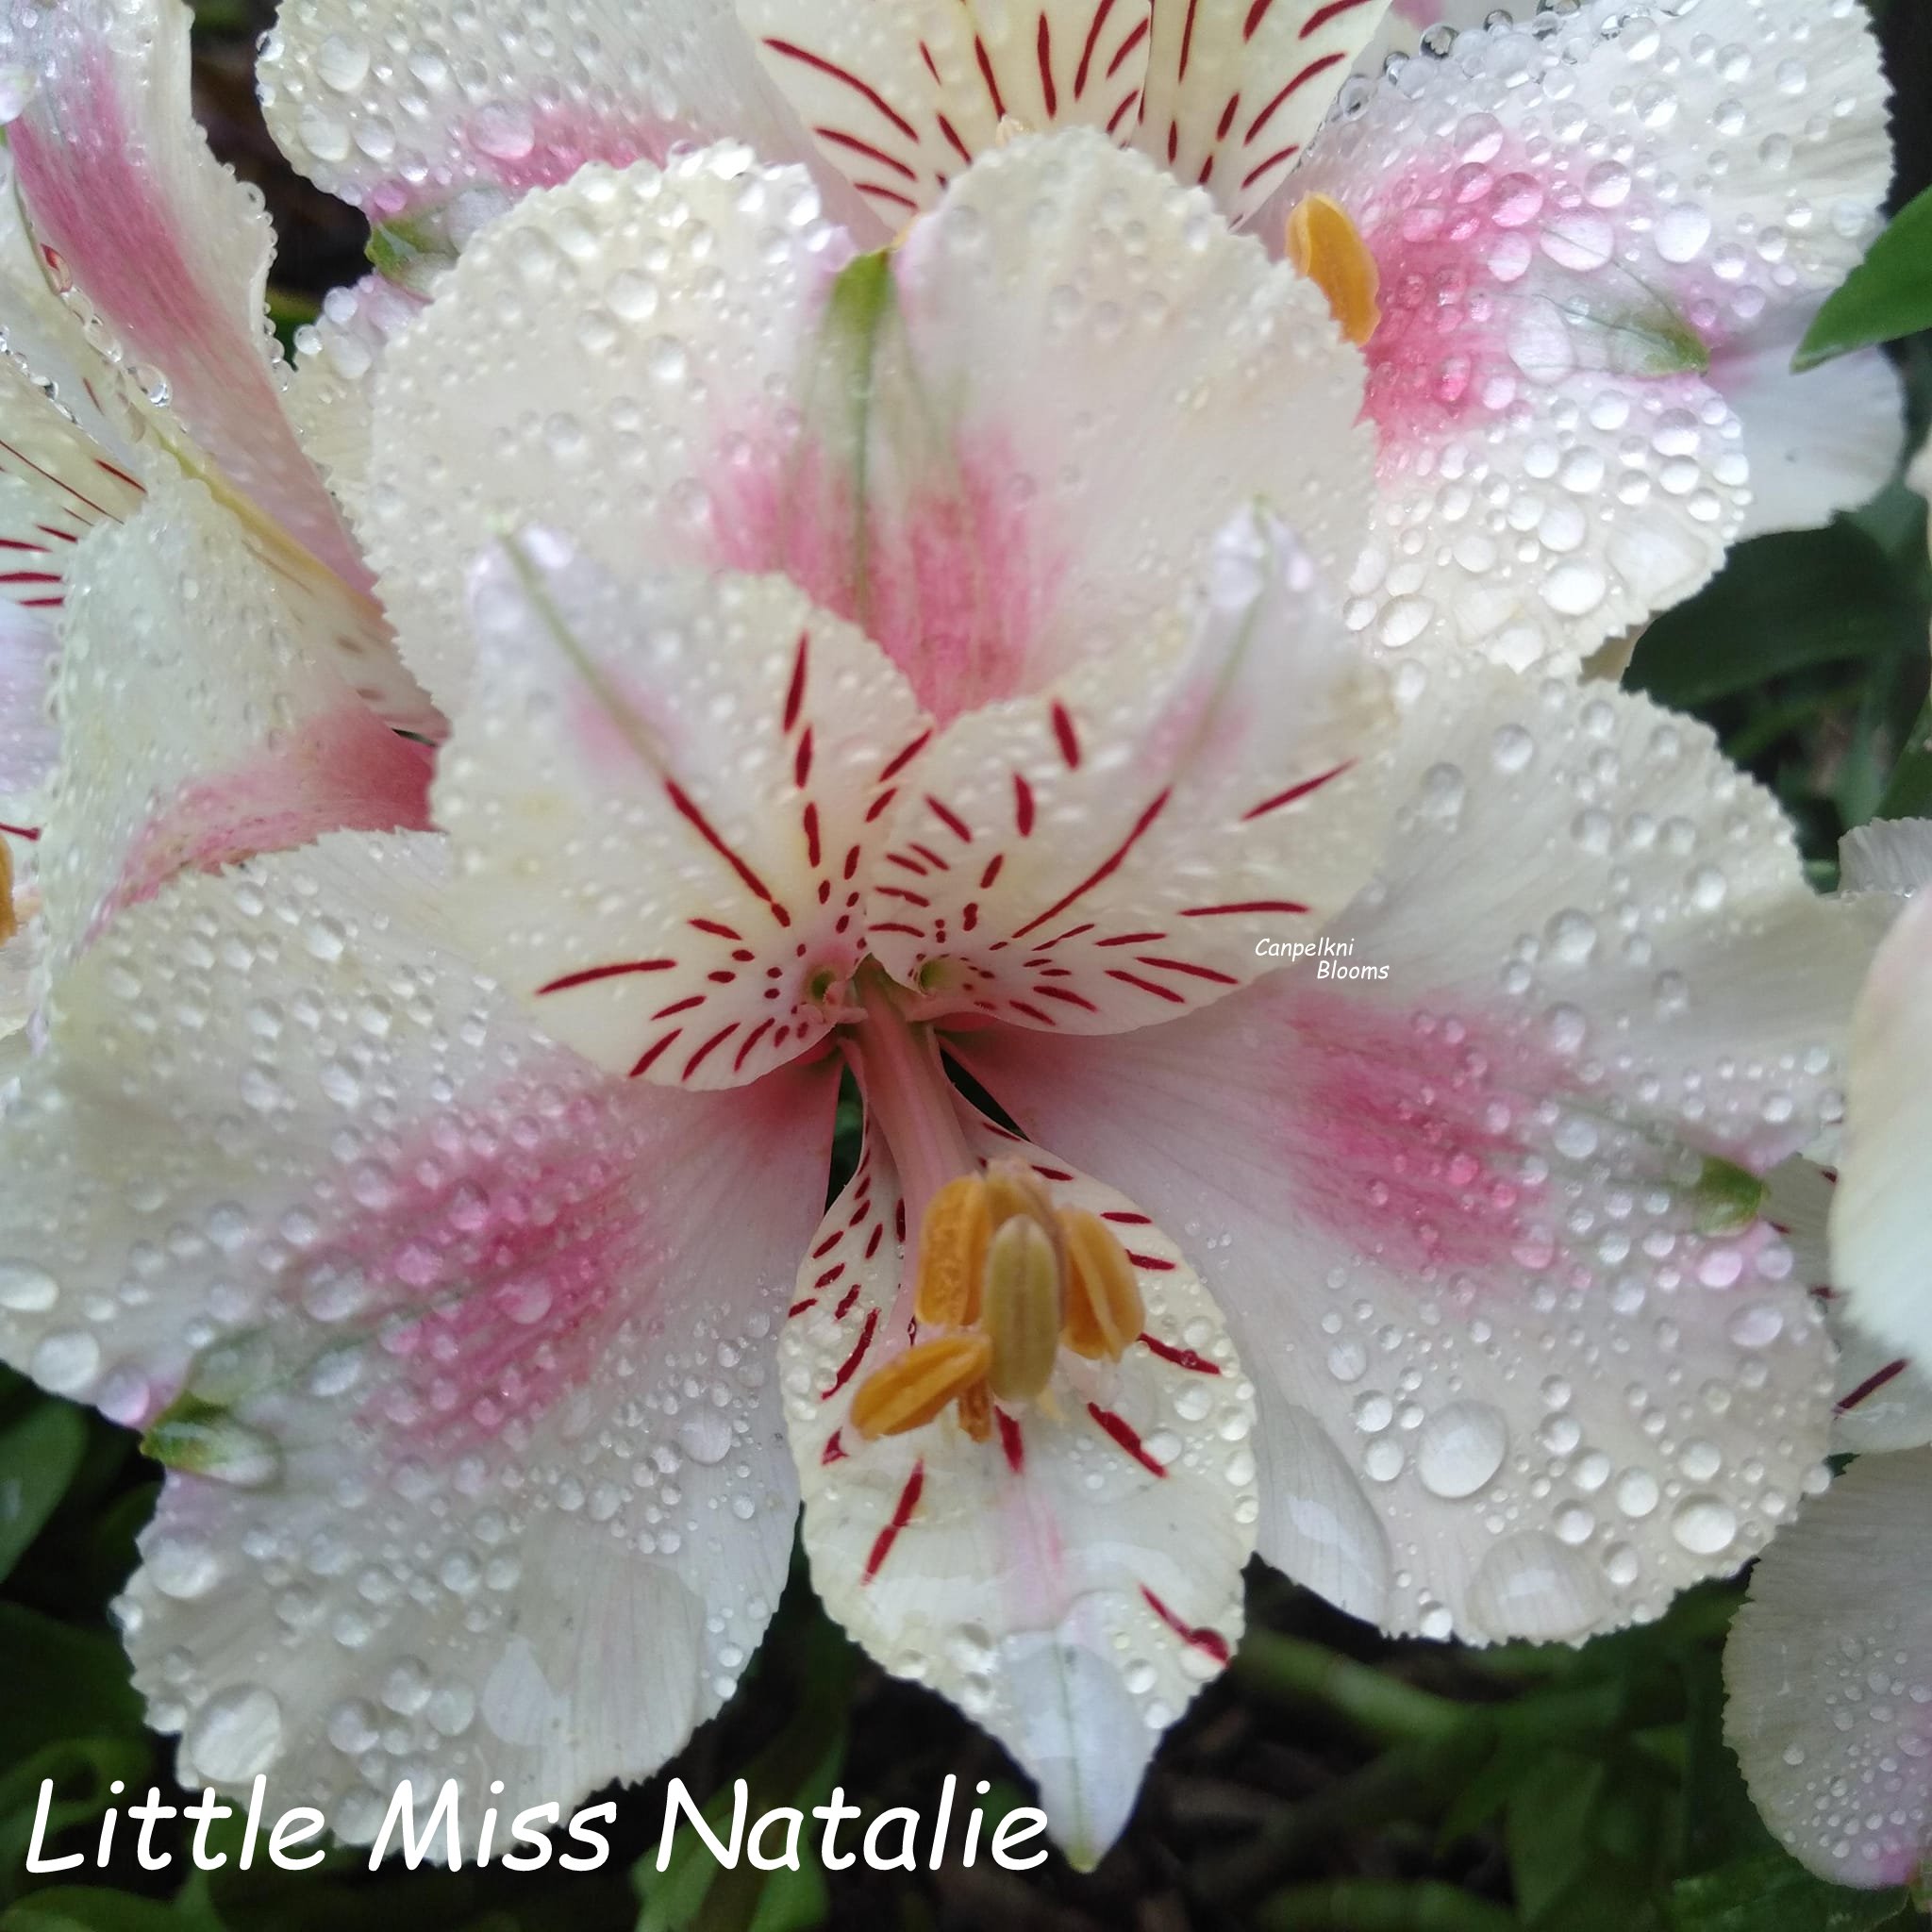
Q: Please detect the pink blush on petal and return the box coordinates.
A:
[708,419,1065,724]
[1273,985,1559,1282]
[108,705,435,926]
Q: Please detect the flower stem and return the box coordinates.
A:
[1234,1631,1473,1746]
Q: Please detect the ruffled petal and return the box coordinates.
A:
[865,508,1391,1031]
[1283,0,1891,671]
[1721,325,1904,542]
[1,0,368,591]
[0,832,837,1839]
[740,0,1155,226]
[368,135,1373,723]
[958,658,1860,1641]
[784,1119,1256,1866]
[1727,1449,1932,1887]
[1831,888,1932,1371]
[37,471,433,973]
[432,529,927,1088]
[258,0,871,233]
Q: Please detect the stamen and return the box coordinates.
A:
[1284,192,1381,347]
[1058,1208,1144,1360]
[851,1332,994,1439]
[914,1174,992,1327]
[0,837,14,946]
[983,1216,1063,1404]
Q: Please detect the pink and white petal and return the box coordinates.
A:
[1831,889,1932,1373]
[784,1123,1256,1866]
[258,0,873,237]
[0,831,834,1839]
[741,0,1154,229]
[435,532,927,1089]
[37,470,433,974]
[366,146,855,710]
[370,135,1374,724]
[0,0,369,591]
[1132,0,1391,220]
[958,661,1861,1641]
[1723,326,1904,541]
[1727,1449,1932,1888]
[832,131,1374,719]
[1285,0,1891,671]
[866,508,1391,1031]
[1840,820,1932,899]
[284,275,424,527]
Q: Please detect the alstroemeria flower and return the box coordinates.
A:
[0,0,444,1011]
[1724,818,1932,1887]
[254,0,1896,678]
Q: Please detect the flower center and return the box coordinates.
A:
[841,968,1144,1444]
[850,1158,1146,1442]
[1284,192,1381,347]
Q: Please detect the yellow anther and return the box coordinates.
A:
[983,1216,1064,1404]
[914,1174,992,1327]
[1058,1208,1144,1361]
[1284,192,1382,347]
[851,1332,994,1440]
[0,837,14,948]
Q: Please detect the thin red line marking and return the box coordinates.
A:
[863,1461,925,1582]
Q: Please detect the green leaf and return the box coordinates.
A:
[1668,1853,1912,1931]
[1628,523,1924,710]
[0,1404,87,1584]
[0,1607,142,1767]
[1879,697,1932,820]
[1797,185,1932,369]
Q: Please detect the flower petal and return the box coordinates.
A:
[367,145,855,709]
[1831,887,1932,1373]
[0,830,837,1837]
[37,471,433,972]
[433,530,926,1088]
[1,0,371,593]
[784,1119,1257,1866]
[1721,325,1904,542]
[958,659,1859,1641]
[258,0,872,233]
[367,135,1373,723]
[1727,1449,1932,1887]
[739,0,1156,226]
[283,274,424,527]
[865,508,1391,1032]
[1840,819,1932,898]
[1284,0,1891,671]
[1134,0,1391,219]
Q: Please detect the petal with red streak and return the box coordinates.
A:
[864,508,1391,1033]
[741,0,1155,226]
[433,529,928,1088]
[0,832,837,1840]
[784,1120,1256,1867]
